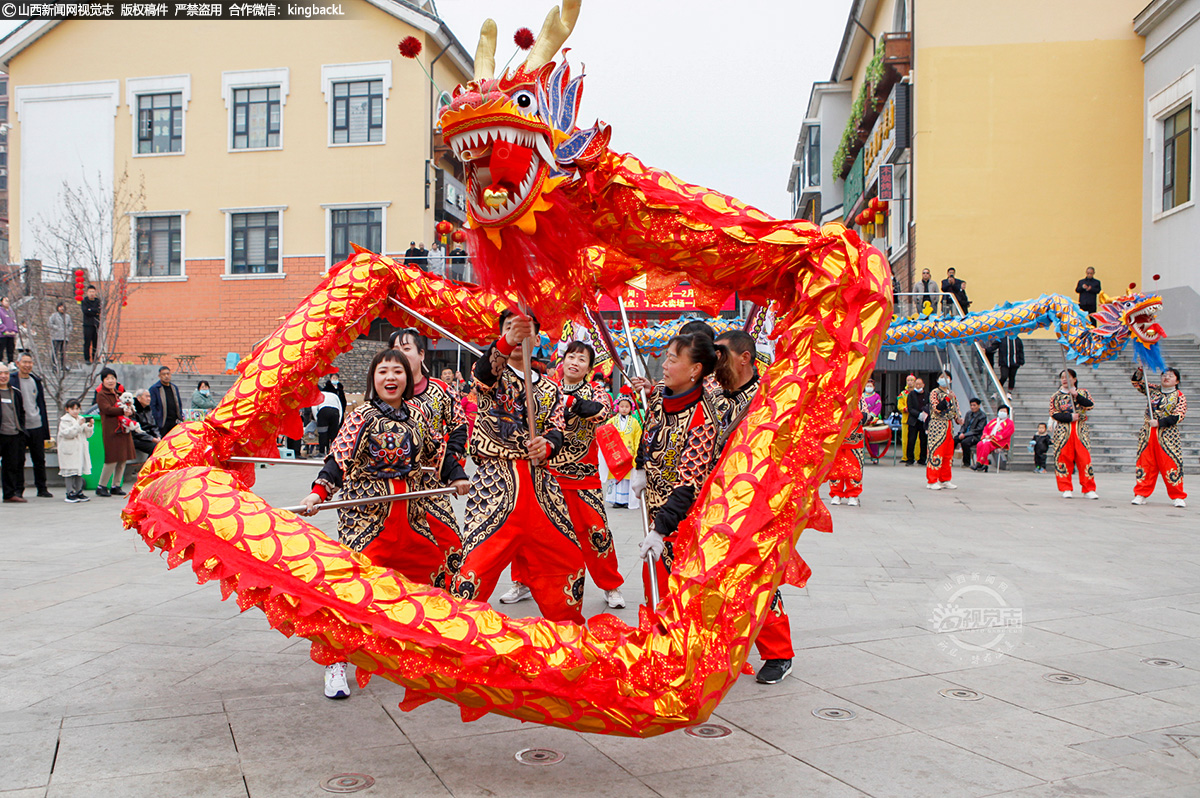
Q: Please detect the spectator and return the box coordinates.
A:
[898,374,921,463]
[0,367,27,502]
[416,242,429,264]
[403,241,423,267]
[991,335,1024,395]
[131,389,161,458]
[48,301,73,372]
[313,387,342,455]
[941,268,970,316]
[149,366,183,436]
[972,404,1014,472]
[95,367,134,497]
[191,380,219,414]
[11,354,52,498]
[81,285,101,364]
[15,323,36,359]
[954,397,988,467]
[428,243,446,276]
[1076,267,1102,316]
[449,243,468,281]
[862,378,882,418]
[914,269,938,316]
[461,385,478,439]
[904,377,928,466]
[56,399,94,503]
[0,296,16,367]
[1029,421,1051,474]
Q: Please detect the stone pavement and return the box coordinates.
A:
[1,461,1197,797]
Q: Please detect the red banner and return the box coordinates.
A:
[597,284,737,313]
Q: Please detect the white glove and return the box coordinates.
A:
[639,531,665,562]
[918,412,928,422]
[629,468,647,498]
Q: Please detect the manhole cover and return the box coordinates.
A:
[685,724,732,738]
[1043,672,1087,685]
[939,688,983,701]
[514,748,565,765]
[812,707,857,720]
[320,774,375,793]
[1142,658,1183,669]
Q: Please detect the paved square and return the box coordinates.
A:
[1,462,1196,796]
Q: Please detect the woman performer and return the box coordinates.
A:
[829,395,877,506]
[971,404,1014,472]
[1131,368,1187,507]
[298,349,426,700]
[1050,368,1098,499]
[862,378,882,418]
[390,329,471,588]
[926,371,961,490]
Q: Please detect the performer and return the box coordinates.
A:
[390,328,472,587]
[449,311,586,624]
[828,394,877,506]
[971,404,1014,472]
[862,378,882,418]
[713,329,795,684]
[298,349,425,700]
[1131,368,1187,507]
[607,394,642,508]
[926,371,961,490]
[1050,368,1098,499]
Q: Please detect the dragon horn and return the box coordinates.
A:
[474,18,497,82]
[523,0,580,72]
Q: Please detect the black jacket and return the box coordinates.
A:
[9,370,49,440]
[0,383,26,435]
[941,278,970,312]
[81,296,102,327]
[1076,278,1102,310]
[132,402,161,455]
[987,337,1025,369]
[906,389,928,427]
[957,409,987,443]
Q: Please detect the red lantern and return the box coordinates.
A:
[435,220,453,236]
[451,229,467,243]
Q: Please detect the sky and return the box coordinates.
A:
[434,0,850,218]
[0,1,851,219]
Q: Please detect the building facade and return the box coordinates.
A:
[1,4,473,372]
[787,82,851,224]
[1136,0,1199,337]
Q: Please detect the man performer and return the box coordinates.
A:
[449,311,586,623]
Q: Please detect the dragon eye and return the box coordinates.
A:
[512,90,537,112]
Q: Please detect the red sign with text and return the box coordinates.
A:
[597,285,736,313]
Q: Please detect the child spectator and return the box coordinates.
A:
[1029,422,1051,474]
[57,400,94,503]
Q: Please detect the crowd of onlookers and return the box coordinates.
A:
[0,285,105,372]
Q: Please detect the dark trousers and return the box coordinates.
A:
[22,428,48,492]
[159,416,179,437]
[316,407,340,455]
[285,437,302,459]
[999,365,1018,391]
[1,432,24,499]
[1033,439,1051,469]
[0,337,14,364]
[83,325,98,363]
[905,425,927,464]
[52,340,68,371]
[958,436,980,467]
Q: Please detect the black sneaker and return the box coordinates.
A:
[75,491,90,502]
[109,486,127,496]
[38,490,54,498]
[756,659,793,684]
[95,486,111,497]
[64,493,80,503]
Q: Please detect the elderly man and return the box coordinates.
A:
[955,398,988,467]
[149,366,183,436]
[11,354,52,498]
[132,389,161,458]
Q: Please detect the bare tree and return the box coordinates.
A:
[14,167,146,408]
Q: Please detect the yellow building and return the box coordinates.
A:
[827,0,1146,312]
[0,4,473,372]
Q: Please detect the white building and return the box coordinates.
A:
[787,82,851,224]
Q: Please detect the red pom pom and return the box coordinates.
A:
[513,27,535,50]
[1152,274,1161,281]
[397,36,422,59]
[1129,282,1137,290]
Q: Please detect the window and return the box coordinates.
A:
[332,80,383,144]
[806,126,820,188]
[331,207,382,264]
[232,87,281,149]
[1163,104,1192,212]
[231,212,279,273]
[893,0,907,32]
[893,168,909,250]
[136,216,182,276]
[137,93,182,154]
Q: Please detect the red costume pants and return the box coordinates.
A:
[1055,425,1096,493]
[1135,429,1186,500]
[974,439,1006,466]
[356,478,444,585]
[828,442,864,498]
[451,459,586,624]
[528,480,623,592]
[926,435,954,485]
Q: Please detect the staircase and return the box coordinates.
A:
[1000,335,1200,473]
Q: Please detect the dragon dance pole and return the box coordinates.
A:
[389,297,484,357]
[617,296,649,380]
[279,486,458,515]
[517,301,541,454]
[227,457,436,473]
[640,499,661,609]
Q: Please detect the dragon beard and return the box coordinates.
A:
[465,191,601,334]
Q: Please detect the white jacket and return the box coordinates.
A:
[57,413,94,477]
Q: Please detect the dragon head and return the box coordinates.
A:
[438,1,609,242]
[1091,292,1165,345]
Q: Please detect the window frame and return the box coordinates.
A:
[127,210,189,282]
[1149,69,1196,221]
[320,62,393,148]
[321,202,391,271]
[127,74,191,159]
[136,92,184,155]
[221,68,289,153]
[1162,103,1192,213]
[221,206,288,279]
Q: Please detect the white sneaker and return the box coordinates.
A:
[1173,498,1186,508]
[831,496,842,505]
[1061,491,1073,499]
[927,483,943,491]
[1131,495,1147,505]
[499,582,532,604]
[605,589,626,609]
[847,497,860,507]
[324,662,350,699]
[942,482,958,490]
[1084,491,1099,500]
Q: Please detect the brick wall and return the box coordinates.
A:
[331,337,387,394]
